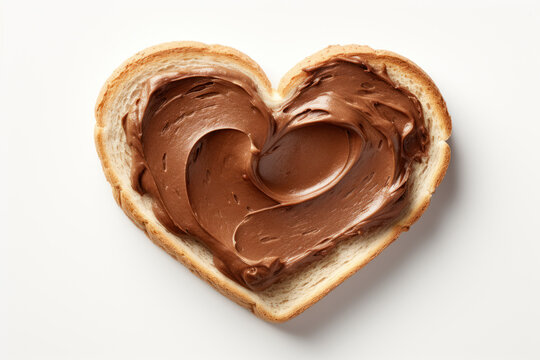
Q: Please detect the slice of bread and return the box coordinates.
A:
[94,41,451,322]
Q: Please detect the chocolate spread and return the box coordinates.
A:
[123,57,428,291]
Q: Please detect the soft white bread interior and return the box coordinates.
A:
[94,41,451,322]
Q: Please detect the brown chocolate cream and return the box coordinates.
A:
[123,57,428,291]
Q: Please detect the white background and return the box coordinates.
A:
[1,0,539,359]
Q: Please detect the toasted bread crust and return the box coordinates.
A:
[95,41,451,322]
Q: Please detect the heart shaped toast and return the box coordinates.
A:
[95,42,451,322]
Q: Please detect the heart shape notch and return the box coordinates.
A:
[95,42,451,321]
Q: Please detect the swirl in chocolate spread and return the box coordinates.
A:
[123,57,428,291]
